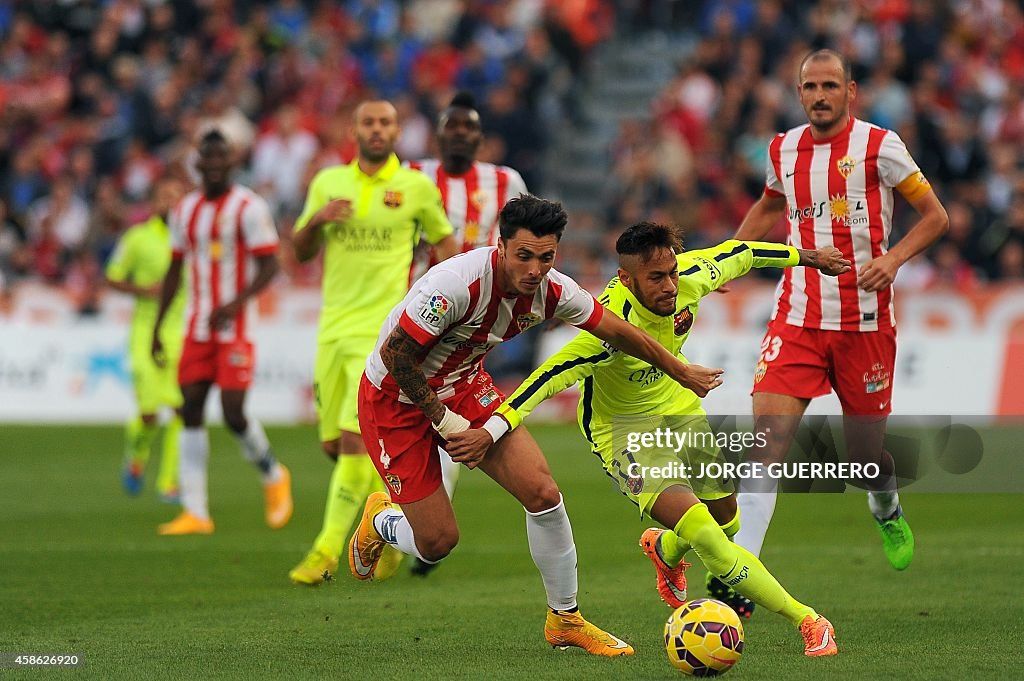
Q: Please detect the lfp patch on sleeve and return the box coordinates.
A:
[418,290,451,327]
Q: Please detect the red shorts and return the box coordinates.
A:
[178,338,255,390]
[358,371,506,503]
[752,318,896,416]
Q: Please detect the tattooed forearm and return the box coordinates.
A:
[796,248,819,268]
[380,326,447,424]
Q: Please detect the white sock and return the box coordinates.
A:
[525,494,578,611]
[438,447,460,500]
[734,477,779,558]
[868,489,900,520]
[236,419,281,483]
[180,427,210,520]
[373,508,433,563]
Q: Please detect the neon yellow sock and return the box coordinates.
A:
[679,503,816,627]
[156,415,182,495]
[125,416,158,465]
[659,521,691,566]
[720,510,740,540]
[313,454,377,556]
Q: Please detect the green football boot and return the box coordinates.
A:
[876,505,914,570]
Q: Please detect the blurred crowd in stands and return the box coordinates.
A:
[0,0,597,309]
[603,0,1024,288]
[1,0,1022,317]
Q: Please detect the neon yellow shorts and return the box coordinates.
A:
[129,328,182,414]
[590,413,734,518]
[314,338,375,442]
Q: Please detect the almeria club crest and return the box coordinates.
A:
[516,312,542,332]
[836,155,857,179]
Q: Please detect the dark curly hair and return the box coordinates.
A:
[498,194,568,241]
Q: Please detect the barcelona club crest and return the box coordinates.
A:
[626,471,644,495]
[837,155,857,179]
[674,308,694,335]
[385,473,402,496]
[383,191,403,208]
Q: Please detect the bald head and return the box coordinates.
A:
[799,49,852,84]
[353,100,400,164]
[354,99,398,123]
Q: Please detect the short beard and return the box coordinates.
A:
[631,286,674,317]
[360,146,391,163]
[808,108,842,132]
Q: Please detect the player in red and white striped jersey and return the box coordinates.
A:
[362,247,599,401]
[727,50,948,597]
[405,92,528,575]
[407,92,528,280]
[349,194,724,655]
[170,176,278,347]
[153,129,293,536]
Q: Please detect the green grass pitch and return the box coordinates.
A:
[1,424,1022,680]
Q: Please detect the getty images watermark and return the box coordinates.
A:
[622,425,879,484]
[624,459,881,483]
[610,414,1022,494]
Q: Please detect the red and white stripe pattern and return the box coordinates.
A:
[169,185,279,342]
[406,159,527,281]
[365,248,602,402]
[764,117,919,331]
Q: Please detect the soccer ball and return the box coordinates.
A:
[664,598,744,676]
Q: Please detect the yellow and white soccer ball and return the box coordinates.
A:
[664,598,744,676]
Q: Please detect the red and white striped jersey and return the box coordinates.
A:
[764,116,931,331]
[169,184,279,343]
[365,247,603,402]
[406,159,527,280]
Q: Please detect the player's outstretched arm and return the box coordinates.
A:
[152,258,183,367]
[588,312,724,397]
[858,189,948,292]
[447,332,611,464]
[734,192,788,241]
[682,241,850,302]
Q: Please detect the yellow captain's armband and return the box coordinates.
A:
[896,171,931,202]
